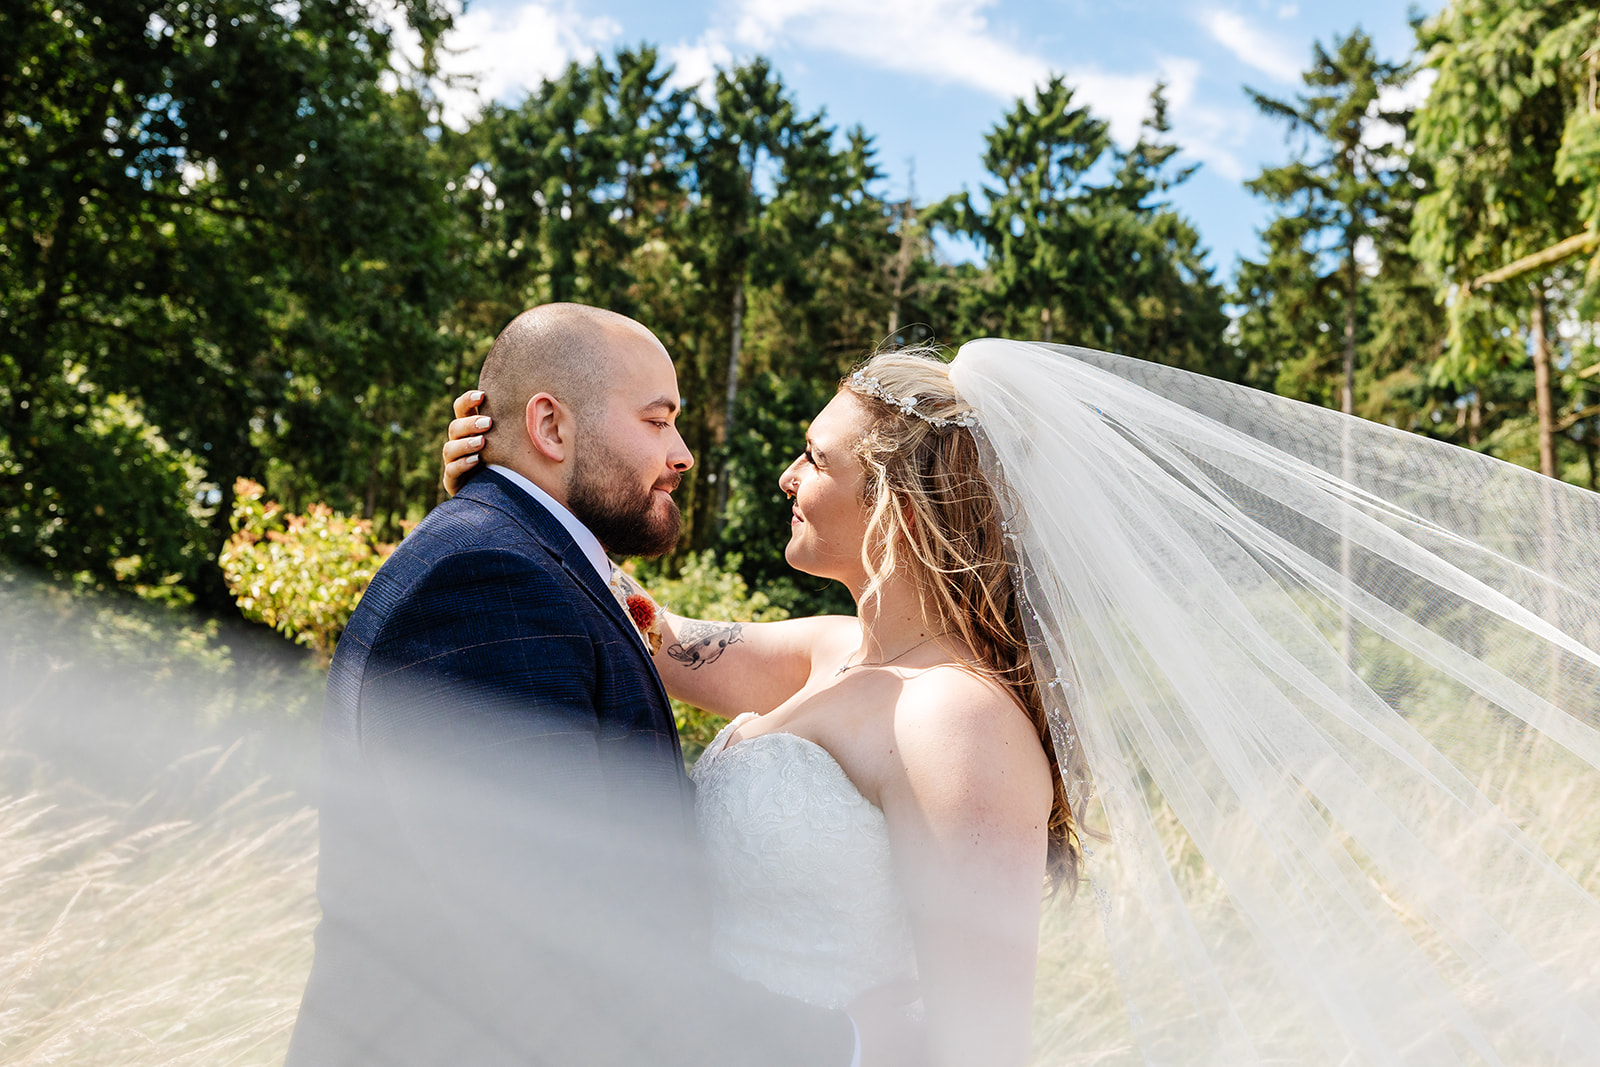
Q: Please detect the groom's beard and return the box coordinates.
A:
[566,441,682,559]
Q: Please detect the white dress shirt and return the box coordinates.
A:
[487,465,611,585]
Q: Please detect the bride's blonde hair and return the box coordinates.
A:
[842,347,1082,895]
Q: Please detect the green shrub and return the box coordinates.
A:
[219,478,396,663]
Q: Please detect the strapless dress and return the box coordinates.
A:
[691,712,919,1009]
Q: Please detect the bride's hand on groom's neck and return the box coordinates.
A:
[442,389,490,497]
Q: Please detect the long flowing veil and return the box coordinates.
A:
[948,339,1600,1065]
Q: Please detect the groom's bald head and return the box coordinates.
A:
[476,303,667,468]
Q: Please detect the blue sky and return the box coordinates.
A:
[403,0,1443,280]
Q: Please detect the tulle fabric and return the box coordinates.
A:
[949,339,1600,1066]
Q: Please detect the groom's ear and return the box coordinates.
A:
[525,393,571,463]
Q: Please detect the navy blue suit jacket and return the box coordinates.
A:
[287,469,852,1067]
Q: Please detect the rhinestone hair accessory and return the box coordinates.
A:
[848,370,979,429]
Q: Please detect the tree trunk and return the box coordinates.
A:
[887,198,916,340]
[1527,284,1562,701]
[1342,237,1357,417]
[715,280,745,531]
[1337,234,1359,675]
[1471,230,1599,290]
[1584,426,1597,492]
[1040,306,1054,344]
[363,444,381,520]
[724,281,745,438]
[1530,284,1556,478]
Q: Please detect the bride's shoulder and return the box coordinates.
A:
[878,666,1052,823]
[892,666,1045,769]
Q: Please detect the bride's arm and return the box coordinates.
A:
[440,391,859,717]
[877,669,1053,1067]
[654,610,856,717]
[607,559,858,717]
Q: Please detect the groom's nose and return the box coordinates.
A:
[667,428,693,473]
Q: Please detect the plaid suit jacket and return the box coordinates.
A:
[286,469,852,1067]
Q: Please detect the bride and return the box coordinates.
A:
[443,340,1600,1065]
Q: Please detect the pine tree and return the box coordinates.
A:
[939,76,1112,344]
[1093,84,1232,376]
[1243,30,1412,416]
[1412,0,1596,479]
[0,0,465,600]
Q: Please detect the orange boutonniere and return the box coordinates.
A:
[609,567,664,655]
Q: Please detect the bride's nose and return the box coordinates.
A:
[777,457,801,497]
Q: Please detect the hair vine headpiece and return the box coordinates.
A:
[848,370,979,429]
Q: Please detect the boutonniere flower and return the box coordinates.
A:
[609,567,664,655]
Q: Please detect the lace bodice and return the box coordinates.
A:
[691,713,918,1009]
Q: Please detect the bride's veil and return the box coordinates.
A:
[948,339,1600,1065]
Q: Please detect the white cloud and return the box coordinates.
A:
[698,0,1052,101]
[1354,233,1378,272]
[1379,66,1437,115]
[667,0,1249,181]
[1203,9,1302,84]
[380,1,621,129]
[664,34,734,99]
[1365,68,1437,154]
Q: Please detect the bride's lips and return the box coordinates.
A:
[791,507,803,526]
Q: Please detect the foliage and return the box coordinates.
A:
[1545,10,1600,240]
[1412,0,1600,479]
[1413,0,1588,354]
[1096,88,1235,378]
[935,81,1231,377]
[1235,31,1421,412]
[219,477,394,662]
[2,0,467,607]
[4,0,1598,652]
[943,75,1112,343]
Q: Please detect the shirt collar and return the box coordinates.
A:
[487,464,612,584]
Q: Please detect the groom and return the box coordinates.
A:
[287,305,862,1066]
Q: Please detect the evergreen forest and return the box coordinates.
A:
[6,0,1600,628]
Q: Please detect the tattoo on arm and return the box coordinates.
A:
[664,621,745,670]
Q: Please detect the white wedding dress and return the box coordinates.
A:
[692,712,918,1010]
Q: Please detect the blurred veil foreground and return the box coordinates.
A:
[0,574,846,1067]
[0,573,322,1064]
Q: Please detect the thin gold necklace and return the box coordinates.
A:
[836,633,951,676]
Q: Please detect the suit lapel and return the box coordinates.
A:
[458,471,675,712]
